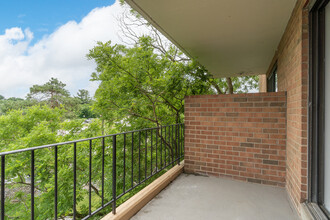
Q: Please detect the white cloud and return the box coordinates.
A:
[0,1,144,98]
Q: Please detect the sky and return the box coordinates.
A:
[0,0,142,98]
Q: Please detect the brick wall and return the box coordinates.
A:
[265,0,309,212]
[184,92,287,187]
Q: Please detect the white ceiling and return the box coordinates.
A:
[125,0,297,78]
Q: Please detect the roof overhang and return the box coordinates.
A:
[125,0,297,78]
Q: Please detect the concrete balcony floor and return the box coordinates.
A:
[131,174,299,220]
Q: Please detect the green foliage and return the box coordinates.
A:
[25,78,98,119]
[78,104,98,119]
[0,105,108,219]
[0,98,37,115]
[231,75,259,93]
[88,36,259,132]
[87,37,212,130]
[27,78,70,108]
[76,89,92,104]
[0,105,64,151]
[0,104,180,219]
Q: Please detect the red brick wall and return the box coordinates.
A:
[266,0,309,211]
[184,92,287,187]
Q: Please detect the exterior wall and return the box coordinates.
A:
[184,92,287,187]
[266,0,309,212]
[259,74,267,93]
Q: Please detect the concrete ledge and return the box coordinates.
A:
[102,162,184,220]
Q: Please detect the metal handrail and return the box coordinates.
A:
[0,123,184,219]
[0,123,184,157]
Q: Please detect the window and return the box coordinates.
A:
[267,64,277,92]
[309,0,330,217]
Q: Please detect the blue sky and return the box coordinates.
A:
[0,0,115,43]
[0,0,144,98]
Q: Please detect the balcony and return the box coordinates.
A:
[0,92,304,219]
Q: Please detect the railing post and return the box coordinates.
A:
[160,126,163,168]
[171,125,174,165]
[31,150,35,220]
[89,140,92,215]
[112,135,117,215]
[145,130,147,179]
[183,123,184,155]
[54,146,58,220]
[138,131,141,183]
[123,133,126,193]
[177,124,179,165]
[131,133,134,188]
[101,138,105,207]
[1,155,5,220]
[73,143,77,220]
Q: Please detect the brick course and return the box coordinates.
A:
[184,92,287,187]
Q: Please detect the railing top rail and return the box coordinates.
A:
[0,123,184,157]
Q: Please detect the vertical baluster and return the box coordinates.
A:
[181,124,183,157]
[54,146,58,219]
[164,126,167,167]
[174,125,179,163]
[138,131,141,183]
[73,143,77,220]
[102,138,105,207]
[160,127,163,168]
[112,135,117,214]
[1,156,5,220]
[182,124,184,157]
[176,124,179,165]
[150,130,153,175]
[156,128,158,171]
[171,125,173,165]
[145,130,147,179]
[89,140,92,215]
[182,124,184,158]
[123,134,126,193]
[178,124,181,163]
[178,125,180,161]
[169,125,171,165]
[131,133,134,188]
[171,125,176,165]
[31,150,35,220]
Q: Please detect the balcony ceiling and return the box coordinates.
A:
[125,0,296,78]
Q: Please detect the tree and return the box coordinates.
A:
[0,95,4,100]
[27,78,70,108]
[0,97,36,115]
[88,37,213,129]
[76,89,92,104]
[87,13,258,166]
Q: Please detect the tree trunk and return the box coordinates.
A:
[226,77,234,94]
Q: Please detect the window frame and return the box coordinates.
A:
[308,0,330,217]
[267,63,277,92]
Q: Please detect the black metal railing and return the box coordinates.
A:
[0,123,184,219]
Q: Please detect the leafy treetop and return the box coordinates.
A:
[27,77,70,108]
